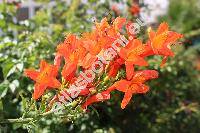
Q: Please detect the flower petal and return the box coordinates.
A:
[54,54,62,67]
[40,60,48,71]
[62,62,77,79]
[82,91,110,109]
[113,17,126,31]
[132,70,159,84]
[148,28,156,41]
[135,84,150,93]
[47,78,61,88]
[165,31,183,44]
[160,56,168,67]
[24,69,39,81]
[108,62,121,78]
[121,89,133,109]
[33,83,47,100]
[127,55,148,66]
[158,47,174,57]
[152,32,168,51]
[125,61,134,80]
[156,22,169,35]
[113,80,131,92]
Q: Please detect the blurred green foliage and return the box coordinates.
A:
[0,0,200,132]
[159,0,200,40]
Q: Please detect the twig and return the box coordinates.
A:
[0,118,34,124]
[0,110,54,124]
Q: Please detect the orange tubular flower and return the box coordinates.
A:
[119,39,149,80]
[81,17,126,71]
[146,22,183,58]
[57,34,86,79]
[81,22,110,69]
[80,18,122,68]
[25,60,61,100]
[108,70,159,109]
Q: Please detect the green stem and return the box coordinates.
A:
[0,110,54,124]
[0,118,34,124]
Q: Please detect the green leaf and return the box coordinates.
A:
[9,80,19,93]
[1,60,15,78]
[0,81,8,98]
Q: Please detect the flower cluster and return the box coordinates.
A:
[25,17,183,110]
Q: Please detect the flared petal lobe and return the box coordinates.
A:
[24,69,39,81]
[82,91,111,109]
[33,83,47,100]
[121,89,133,109]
